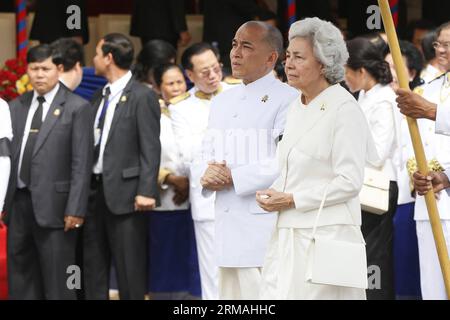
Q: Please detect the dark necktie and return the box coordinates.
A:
[93,87,111,164]
[20,95,45,186]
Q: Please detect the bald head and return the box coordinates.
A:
[239,21,284,57]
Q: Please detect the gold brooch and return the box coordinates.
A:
[261,95,269,103]
[320,103,326,111]
[120,95,127,103]
[54,109,61,116]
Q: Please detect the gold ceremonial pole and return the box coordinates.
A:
[378,0,450,299]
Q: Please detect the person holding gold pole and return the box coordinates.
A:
[378,0,450,300]
[396,21,450,300]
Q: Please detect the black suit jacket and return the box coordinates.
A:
[30,0,89,44]
[130,0,188,44]
[90,78,161,215]
[202,0,262,68]
[5,84,93,228]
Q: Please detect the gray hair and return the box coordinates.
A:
[288,17,349,84]
[242,21,284,57]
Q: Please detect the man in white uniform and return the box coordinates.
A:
[169,42,238,300]
[200,21,298,300]
[396,21,450,300]
[0,98,12,214]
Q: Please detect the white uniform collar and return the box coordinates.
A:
[242,71,276,95]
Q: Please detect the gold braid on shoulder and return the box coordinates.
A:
[406,157,445,192]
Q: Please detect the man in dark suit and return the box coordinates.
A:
[30,0,89,45]
[202,0,263,71]
[84,33,161,300]
[130,0,191,48]
[4,44,93,300]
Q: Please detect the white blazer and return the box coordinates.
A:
[272,84,377,229]
[201,72,299,267]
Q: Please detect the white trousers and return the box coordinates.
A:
[416,220,450,300]
[193,220,219,300]
[260,226,366,300]
[219,267,262,300]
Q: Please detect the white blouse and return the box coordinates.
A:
[358,84,400,182]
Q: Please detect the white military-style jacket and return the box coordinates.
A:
[411,73,450,220]
[201,72,298,267]
[169,82,235,221]
[155,106,190,211]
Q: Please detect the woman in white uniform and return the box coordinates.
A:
[256,18,376,300]
[0,98,12,214]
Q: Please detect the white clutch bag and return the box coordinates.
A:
[359,167,390,215]
[306,186,368,289]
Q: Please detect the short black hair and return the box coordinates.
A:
[422,30,438,62]
[134,40,176,82]
[153,63,184,88]
[360,33,388,56]
[27,44,54,64]
[51,38,85,71]
[181,42,219,71]
[101,33,134,70]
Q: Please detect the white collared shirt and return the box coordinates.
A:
[17,83,60,188]
[93,70,132,174]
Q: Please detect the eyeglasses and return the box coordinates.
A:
[196,64,223,78]
[433,41,450,51]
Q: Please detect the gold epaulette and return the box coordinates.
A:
[413,87,424,96]
[169,92,190,105]
[406,157,445,192]
[161,106,171,118]
[224,76,243,85]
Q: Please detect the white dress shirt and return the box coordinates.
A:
[0,98,12,211]
[169,83,233,221]
[358,84,400,181]
[93,71,132,174]
[17,83,60,188]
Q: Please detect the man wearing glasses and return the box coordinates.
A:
[396,21,450,300]
[169,42,238,300]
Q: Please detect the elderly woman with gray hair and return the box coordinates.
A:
[256,17,378,299]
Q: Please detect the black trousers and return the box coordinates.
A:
[83,177,148,300]
[7,189,78,300]
[362,181,399,300]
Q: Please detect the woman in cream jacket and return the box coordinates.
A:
[256,18,377,300]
